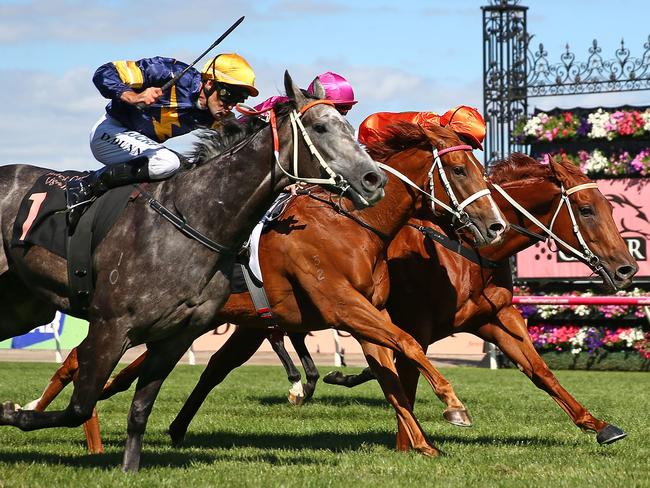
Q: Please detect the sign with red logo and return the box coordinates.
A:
[515,178,650,280]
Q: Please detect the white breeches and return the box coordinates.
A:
[89,114,181,179]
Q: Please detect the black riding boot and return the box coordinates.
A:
[66,156,150,229]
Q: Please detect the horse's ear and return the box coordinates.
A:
[309,77,326,99]
[548,156,574,185]
[284,71,307,109]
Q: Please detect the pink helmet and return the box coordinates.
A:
[307,72,357,108]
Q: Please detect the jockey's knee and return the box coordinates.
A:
[146,149,181,179]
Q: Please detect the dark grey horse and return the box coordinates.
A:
[0,72,386,472]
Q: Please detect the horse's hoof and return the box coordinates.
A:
[415,445,442,457]
[443,408,472,427]
[168,424,186,448]
[322,371,345,385]
[288,392,305,406]
[596,424,627,445]
[0,401,19,424]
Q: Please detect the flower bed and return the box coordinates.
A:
[537,149,650,178]
[508,287,650,370]
[514,107,650,143]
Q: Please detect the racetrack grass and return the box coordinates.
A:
[0,363,648,487]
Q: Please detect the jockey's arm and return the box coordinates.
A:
[93,56,184,104]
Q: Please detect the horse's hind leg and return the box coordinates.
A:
[267,330,304,405]
[0,319,125,432]
[168,327,268,447]
[288,332,320,401]
[478,307,622,444]
[323,367,376,387]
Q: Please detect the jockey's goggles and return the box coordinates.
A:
[216,83,249,106]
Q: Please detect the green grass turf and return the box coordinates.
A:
[0,363,648,487]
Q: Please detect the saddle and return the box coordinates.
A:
[11,170,134,317]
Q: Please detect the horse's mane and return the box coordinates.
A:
[364,122,431,162]
[189,93,318,166]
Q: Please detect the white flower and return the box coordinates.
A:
[619,328,645,347]
[523,114,545,137]
[583,149,609,173]
[569,327,589,355]
[538,305,560,319]
[574,305,591,317]
[587,109,611,139]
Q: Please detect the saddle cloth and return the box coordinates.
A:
[11,170,133,258]
[231,192,294,293]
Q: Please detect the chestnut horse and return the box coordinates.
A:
[0,74,389,472]
[25,122,508,456]
[324,153,637,447]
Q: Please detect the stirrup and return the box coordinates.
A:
[66,180,95,230]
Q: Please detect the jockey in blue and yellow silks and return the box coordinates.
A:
[66,53,258,227]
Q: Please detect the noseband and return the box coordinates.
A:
[377,144,492,224]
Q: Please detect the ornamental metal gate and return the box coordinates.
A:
[482,0,650,166]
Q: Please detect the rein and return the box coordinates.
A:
[377,144,491,225]
[491,181,611,284]
[136,186,237,256]
[408,224,506,269]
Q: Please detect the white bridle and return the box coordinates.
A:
[238,100,364,201]
[492,181,605,271]
[377,144,492,223]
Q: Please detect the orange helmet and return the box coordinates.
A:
[439,106,485,150]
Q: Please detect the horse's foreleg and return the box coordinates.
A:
[331,297,458,455]
[288,332,319,401]
[168,327,268,447]
[479,307,624,444]
[122,332,197,473]
[267,330,304,405]
[0,323,125,431]
[359,340,438,456]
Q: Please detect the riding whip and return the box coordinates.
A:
[161,15,245,91]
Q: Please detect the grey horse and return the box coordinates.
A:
[0,72,386,472]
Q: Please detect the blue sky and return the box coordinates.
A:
[1,0,650,169]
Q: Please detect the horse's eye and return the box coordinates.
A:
[313,123,327,134]
[579,206,594,217]
[452,166,466,176]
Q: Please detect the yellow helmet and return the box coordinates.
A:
[201,53,258,97]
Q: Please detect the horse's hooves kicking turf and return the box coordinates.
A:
[443,408,473,427]
[596,424,627,444]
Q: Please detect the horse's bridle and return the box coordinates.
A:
[492,181,613,286]
[238,100,363,201]
[377,144,492,225]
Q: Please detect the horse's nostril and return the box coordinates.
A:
[489,221,505,236]
[615,265,636,280]
[362,171,383,191]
